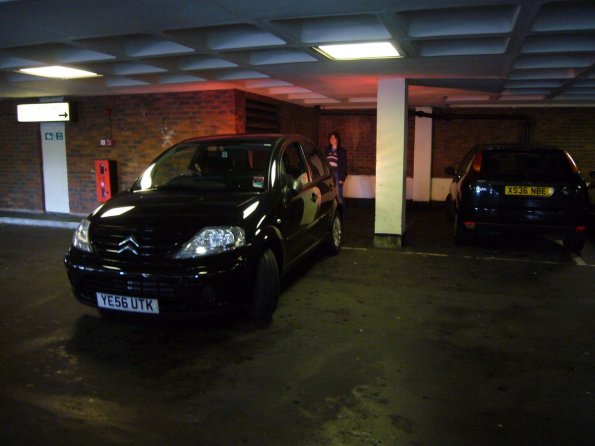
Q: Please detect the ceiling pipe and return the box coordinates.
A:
[414,109,532,144]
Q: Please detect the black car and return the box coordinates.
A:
[444,144,590,253]
[64,134,342,322]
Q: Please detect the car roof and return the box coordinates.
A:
[175,133,306,147]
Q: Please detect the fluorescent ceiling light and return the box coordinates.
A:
[18,66,101,79]
[315,42,401,60]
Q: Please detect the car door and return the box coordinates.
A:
[301,138,334,240]
[278,141,318,261]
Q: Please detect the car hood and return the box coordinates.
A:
[89,190,263,230]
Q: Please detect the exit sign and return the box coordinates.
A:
[17,102,71,122]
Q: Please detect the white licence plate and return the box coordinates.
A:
[96,292,159,314]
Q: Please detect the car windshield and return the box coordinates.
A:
[483,149,572,177]
[132,142,272,192]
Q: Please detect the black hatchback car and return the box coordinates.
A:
[64,134,342,322]
[444,144,590,253]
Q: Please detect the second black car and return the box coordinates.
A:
[444,144,590,253]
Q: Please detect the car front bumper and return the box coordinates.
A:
[64,248,256,315]
[460,207,589,236]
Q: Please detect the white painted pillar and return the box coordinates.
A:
[40,122,70,213]
[374,78,408,248]
[412,107,433,202]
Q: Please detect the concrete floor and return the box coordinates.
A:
[1,203,594,445]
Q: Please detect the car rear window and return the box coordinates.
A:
[483,149,571,176]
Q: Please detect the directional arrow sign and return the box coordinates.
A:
[17,102,71,122]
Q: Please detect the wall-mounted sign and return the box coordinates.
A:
[17,102,70,122]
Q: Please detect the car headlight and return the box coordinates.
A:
[174,226,245,259]
[72,218,93,253]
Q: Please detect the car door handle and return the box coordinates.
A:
[311,192,317,203]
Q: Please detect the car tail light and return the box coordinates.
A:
[576,226,587,233]
[471,151,483,173]
[464,221,476,229]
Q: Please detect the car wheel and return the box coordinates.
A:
[249,248,280,324]
[444,195,456,221]
[324,214,342,255]
[454,212,471,245]
[563,233,586,254]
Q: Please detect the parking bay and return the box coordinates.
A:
[1,206,594,445]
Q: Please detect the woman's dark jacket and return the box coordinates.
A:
[325,146,348,182]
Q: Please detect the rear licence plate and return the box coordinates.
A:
[96,292,160,314]
[505,185,553,197]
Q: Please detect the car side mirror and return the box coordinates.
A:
[289,178,302,194]
[284,177,303,197]
[444,166,456,176]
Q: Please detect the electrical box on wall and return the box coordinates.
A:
[94,159,118,202]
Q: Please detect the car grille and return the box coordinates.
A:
[80,275,179,299]
[90,223,187,263]
[77,274,236,312]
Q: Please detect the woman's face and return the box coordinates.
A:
[329,134,338,146]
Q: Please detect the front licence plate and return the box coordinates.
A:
[96,292,159,314]
[505,185,553,197]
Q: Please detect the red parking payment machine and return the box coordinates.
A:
[94,159,118,202]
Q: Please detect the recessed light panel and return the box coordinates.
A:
[18,66,101,79]
[315,42,400,60]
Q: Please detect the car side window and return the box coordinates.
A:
[302,141,328,181]
[282,143,309,184]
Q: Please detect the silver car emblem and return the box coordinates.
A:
[117,235,140,255]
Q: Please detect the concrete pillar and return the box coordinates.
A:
[374,78,408,248]
[412,107,433,202]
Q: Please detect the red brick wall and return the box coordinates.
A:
[0,90,317,214]
[318,112,415,176]
[530,108,595,176]
[432,111,527,177]
[0,100,44,211]
[2,97,593,213]
[66,90,317,213]
[65,90,239,213]
[432,107,595,178]
[278,99,318,141]
[318,107,595,181]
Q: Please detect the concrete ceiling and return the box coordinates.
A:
[1,0,594,109]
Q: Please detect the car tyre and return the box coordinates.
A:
[324,213,342,255]
[249,248,280,325]
[563,233,585,254]
[454,212,471,245]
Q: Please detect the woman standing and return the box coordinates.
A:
[325,131,348,206]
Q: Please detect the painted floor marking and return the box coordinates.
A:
[570,253,588,266]
[402,251,449,257]
[397,250,594,267]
